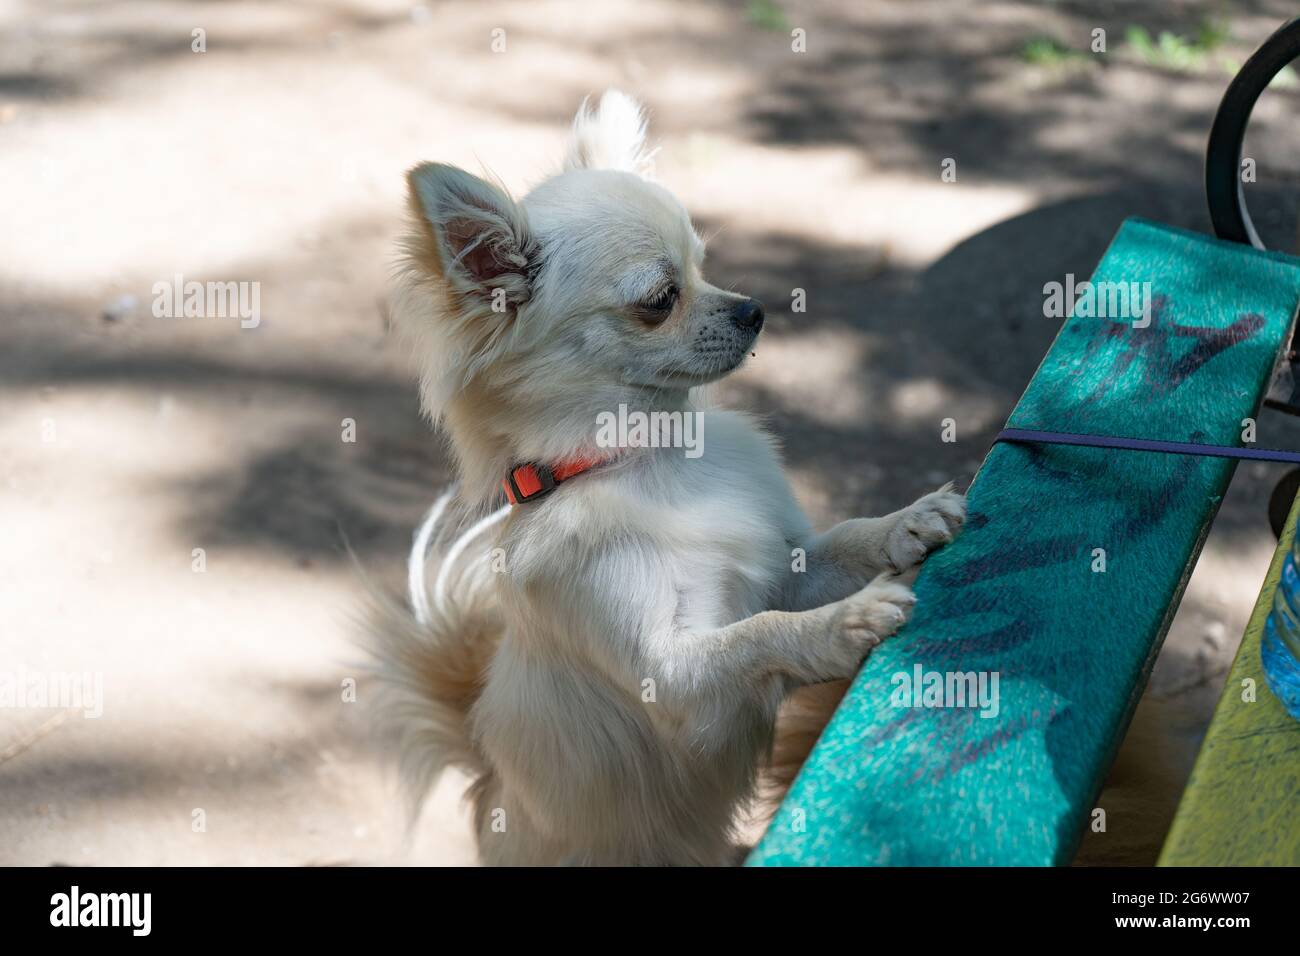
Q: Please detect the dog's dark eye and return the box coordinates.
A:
[641,284,678,313]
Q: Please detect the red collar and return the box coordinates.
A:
[502,454,606,504]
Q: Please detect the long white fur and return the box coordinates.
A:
[432,504,509,610]
[372,91,966,865]
[408,485,456,626]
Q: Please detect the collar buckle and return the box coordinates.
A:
[504,463,557,504]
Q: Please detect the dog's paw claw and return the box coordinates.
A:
[820,575,916,678]
[885,486,966,572]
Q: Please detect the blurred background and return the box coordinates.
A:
[3,0,1300,865]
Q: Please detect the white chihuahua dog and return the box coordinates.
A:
[368,91,965,865]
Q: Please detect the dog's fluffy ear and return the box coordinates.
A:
[405,162,536,314]
[564,90,655,176]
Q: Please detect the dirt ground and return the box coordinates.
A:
[3,0,1300,865]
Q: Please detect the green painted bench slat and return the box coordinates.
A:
[1159,492,1300,866]
[748,218,1300,866]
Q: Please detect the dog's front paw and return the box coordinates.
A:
[818,574,916,679]
[883,484,966,574]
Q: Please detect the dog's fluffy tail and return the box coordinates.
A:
[362,489,508,821]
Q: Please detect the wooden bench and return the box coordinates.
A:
[748,218,1300,866]
[1159,493,1300,865]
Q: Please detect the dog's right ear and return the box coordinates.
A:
[404,163,536,315]
[564,90,654,176]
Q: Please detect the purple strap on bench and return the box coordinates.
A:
[997,427,1300,465]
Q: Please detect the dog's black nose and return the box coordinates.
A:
[732,298,765,331]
